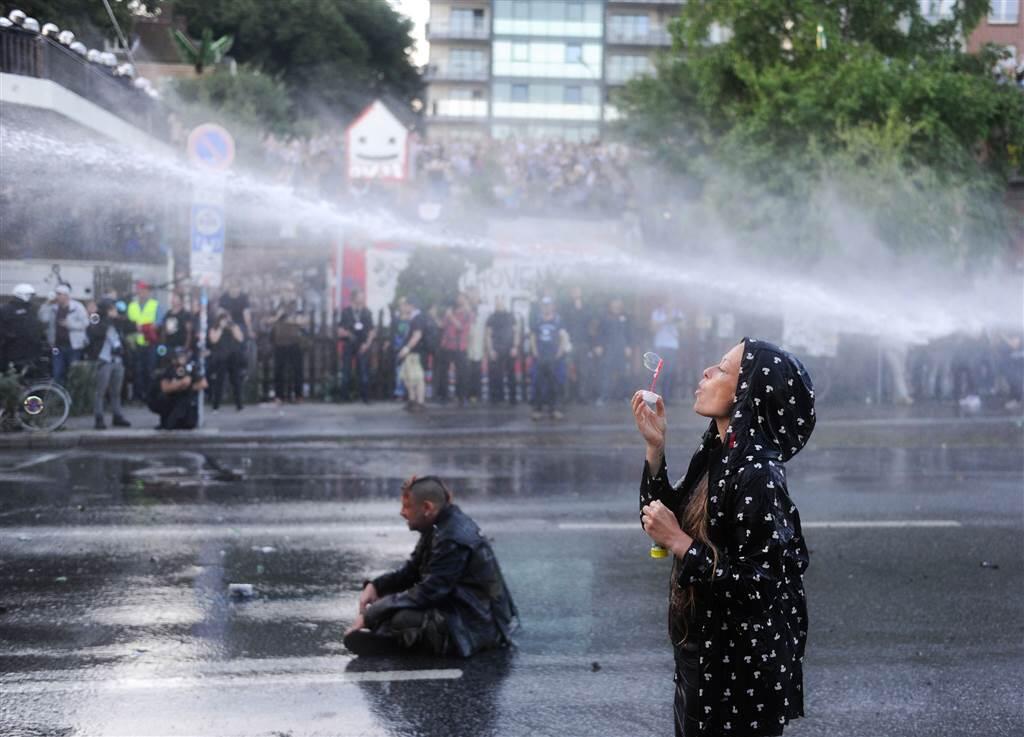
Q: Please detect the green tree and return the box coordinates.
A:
[170,65,293,138]
[169,0,422,121]
[617,0,1024,262]
[170,26,234,74]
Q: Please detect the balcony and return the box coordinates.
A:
[606,26,673,45]
[428,99,489,119]
[605,66,655,85]
[425,22,490,41]
[0,27,168,140]
[424,64,490,82]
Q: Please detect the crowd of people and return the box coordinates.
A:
[416,138,635,215]
[2,274,1022,432]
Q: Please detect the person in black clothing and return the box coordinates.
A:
[561,285,592,403]
[160,292,194,353]
[209,308,245,411]
[149,347,208,430]
[598,297,632,404]
[271,302,305,403]
[344,475,518,657]
[529,297,567,420]
[485,296,519,404]
[338,289,376,403]
[0,283,41,373]
[218,284,253,340]
[633,339,816,737]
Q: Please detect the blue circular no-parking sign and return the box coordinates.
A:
[187,123,235,171]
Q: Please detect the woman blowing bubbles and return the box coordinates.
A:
[632,339,816,737]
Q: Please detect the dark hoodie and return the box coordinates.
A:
[641,337,816,737]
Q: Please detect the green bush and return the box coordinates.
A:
[65,361,96,416]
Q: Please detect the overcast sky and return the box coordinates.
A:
[390,0,430,66]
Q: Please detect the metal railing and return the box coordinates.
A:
[424,64,490,82]
[0,27,169,140]
[425,22,491,41]
[606,26,673,45]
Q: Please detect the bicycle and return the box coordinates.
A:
[0,356,72,433]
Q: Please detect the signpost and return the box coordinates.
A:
[187,123,234,427]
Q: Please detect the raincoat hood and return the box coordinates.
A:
[716,337,816,469]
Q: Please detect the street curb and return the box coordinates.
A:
[0,414,1020,450]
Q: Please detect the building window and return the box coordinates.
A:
[513,42,530,61]
[988,0,1020,23]
[609,14,650,38]
[511,84,529,102]
[566,43,582,63]
[513,1,530,20]
[564,85,582,104]
[918,0,956,21]
[451,7,486,31]
[607,53,654,83]
[566,2,584,21]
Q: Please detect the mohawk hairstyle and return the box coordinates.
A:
[401,475,453,507]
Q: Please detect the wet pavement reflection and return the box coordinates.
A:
[1,419,1021,736]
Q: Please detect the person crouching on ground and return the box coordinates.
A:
[149,347,208,430]
[344,476,518,657]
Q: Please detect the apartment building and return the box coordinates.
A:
[424,0,683,142]
[966,0,1023,59]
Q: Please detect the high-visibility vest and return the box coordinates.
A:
[127,298,159,346]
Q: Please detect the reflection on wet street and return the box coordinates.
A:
[1,422,1022,736]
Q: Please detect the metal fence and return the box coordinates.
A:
[0,27,169,140]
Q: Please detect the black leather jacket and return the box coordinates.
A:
[366,504,518,657]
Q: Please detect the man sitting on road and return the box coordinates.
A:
[344,476,518,657]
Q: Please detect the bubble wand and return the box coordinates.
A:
[641,352,669,559]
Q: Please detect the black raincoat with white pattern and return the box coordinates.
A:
[641,337,816,737]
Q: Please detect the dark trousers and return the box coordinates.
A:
[344,608,450,656]
[490,350,517,403]
[467,359,482,400]
[52,346,80,386]
[599,350,628,401]
[342,344,371,401]
[533,358,561,410]
[156,392,199,430]
[273,345,303,401]
[212,352,244,410]
[673,644,700,737]
[132,346,155,401]
[435,349,467,401]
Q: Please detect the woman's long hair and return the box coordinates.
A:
[670,472,719,645]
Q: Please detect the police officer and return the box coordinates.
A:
[0,283,42,373]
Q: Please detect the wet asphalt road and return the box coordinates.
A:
[0,412,1022,737]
